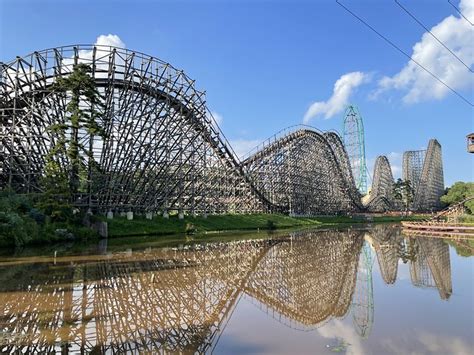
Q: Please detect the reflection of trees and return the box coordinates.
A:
[0,228,454,353]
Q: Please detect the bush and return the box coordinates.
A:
[0,211,37,247]
[0,190,32,213]
[185,222,196,235]
[441,182,474,213]
[266,220,276,230]
[28,208,46,225]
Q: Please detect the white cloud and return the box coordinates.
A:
[374,0,474,104]
[303,72,370,123]
[2,34,126,98]
[317,320,366,355]
[381,331,473,355]
[95,34,125,48]
[229,138,262,160]
[60,34,126,76]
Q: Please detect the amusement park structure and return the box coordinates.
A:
[365,140,444,212]
[0,45,444,216]
[343,105,368,195]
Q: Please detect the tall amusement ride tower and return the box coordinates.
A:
[343,105,368,195]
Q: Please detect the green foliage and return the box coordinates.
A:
[440,182,474,214]
[0,211,37,247]
[398,238,419,263]
[47,63,105,195]
[266,220,276,230]
[0,191,97,247]
[0,190,32,213]
[393,178,414,212]
[36,159,72,222]
[0,191,37,246]
[185,222,196,235]
[459,214,474,224]
[28,208,46,225]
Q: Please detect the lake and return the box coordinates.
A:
[0,224,472,354]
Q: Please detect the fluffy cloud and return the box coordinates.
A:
[59,34,126,76]
[381,331,473,355]
[77,34,125,64]
[375,0,474,104]
[95,34,125,48]
[317,320,366,355]
[303,72,370,123]
[2,34,126,97]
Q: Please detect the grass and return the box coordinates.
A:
[103,213,426,238]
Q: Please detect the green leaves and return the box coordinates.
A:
[441,182,474,214]
[392,178,414,211]
[0,192,38,247]
[45,63,106,198]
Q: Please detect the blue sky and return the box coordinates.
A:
[1,0,473,186]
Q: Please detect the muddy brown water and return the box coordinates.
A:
[0,224,472,354]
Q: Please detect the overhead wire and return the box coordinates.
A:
[448,0,474,26]
[335,0,474,107]
[395,0,473,73]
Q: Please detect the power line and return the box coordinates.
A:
[335,0,473,107]
[395,0,473,73]
[448,0,474,26]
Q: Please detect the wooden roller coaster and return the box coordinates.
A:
[402,197,474,238]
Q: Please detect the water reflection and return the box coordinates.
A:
[0,225,455,354]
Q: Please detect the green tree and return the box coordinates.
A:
[393,178,414,215]
[36,158,72,222]
[440,182,474,214]
[0,190,38,246]
[40,63,105,220]
[48,63,105,196]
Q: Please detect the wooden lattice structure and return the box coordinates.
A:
[0,45,367,216]
[366,139,445,212]
[409,238,452,300]
[365,156,397,212]
[403,139,445,211]
[241,126,363,215]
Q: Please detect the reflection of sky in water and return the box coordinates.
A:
[0,225,472,354]
[216,236,473,355]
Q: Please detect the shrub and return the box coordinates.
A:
[28,208,46,225]
[0,190,32,213]
[441,182,474,214]
[0,211,37,247]
[185,223,196,235]
[266,220,276,230]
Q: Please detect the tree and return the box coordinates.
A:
[45,63,105,200]
[0,190,38,246]
[440,182,474,214]
[37,157,72,222]
[392,178,414,215]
